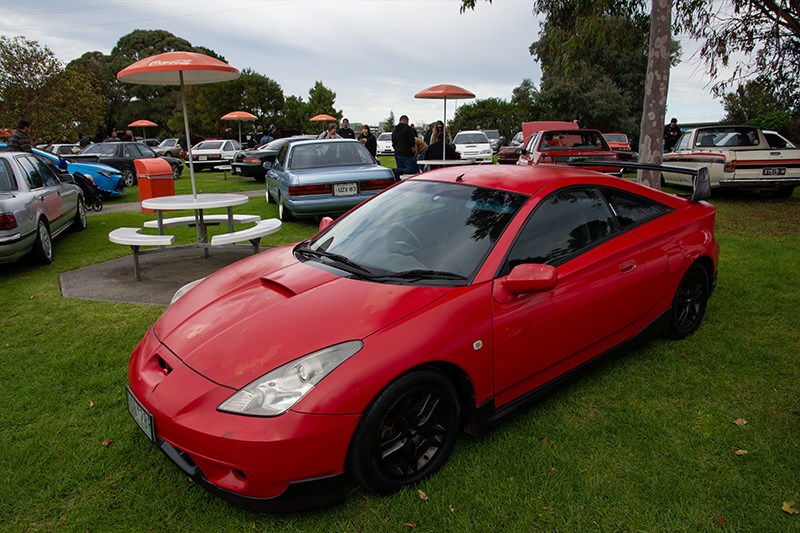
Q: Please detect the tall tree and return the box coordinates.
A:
[450,97,531,140]
[721,78,793,133]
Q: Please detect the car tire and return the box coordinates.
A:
[667,263,709,339]
[278,194,295,222]
[254,175,266,183]
[172,163,182,179]
[164,151,174,158]
[72,197,88,231]
[32,218,54,264]
[121,167,135,187]
[347,368,461,495]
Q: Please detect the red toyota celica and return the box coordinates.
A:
[127,163,719,512]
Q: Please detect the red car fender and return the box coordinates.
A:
[292,282,495,416]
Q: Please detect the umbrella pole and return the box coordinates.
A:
[443,99,447,146]
[238,122,242,145]
[179,72,197,199]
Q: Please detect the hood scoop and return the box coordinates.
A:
[260,261,339,297]
[259,277,296,298]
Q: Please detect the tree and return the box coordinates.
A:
[511,78,541,120]
[0,36,104,142]
[275,95,308,135]
[450,97,530,140]
[461,0,676,189]
[721,78,793,133]
[676,0,800,101]
[384,111,396,132]
[304,81,341,132]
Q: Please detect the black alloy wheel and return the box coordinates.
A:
[121,167,135,187]
[668,263,709,339]
[73,197,88,230]
[348,369,461,494]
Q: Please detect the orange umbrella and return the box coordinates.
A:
[310,113,336,122]
[128,119,158,140]
[118,51,240,198]
[221,111,257,144]
[415,84,475,143]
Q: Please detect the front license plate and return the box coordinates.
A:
[234,166,241,173]
[126,387,155,442]
[198,155,207,161]
[333,182,358,196]
[763,167,786,176]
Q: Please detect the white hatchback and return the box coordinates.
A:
[453,130,493,163]
[188,139,242,171]
[376,132,394,156]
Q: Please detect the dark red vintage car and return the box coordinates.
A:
[127,163,718,512]
[517,129,624,175]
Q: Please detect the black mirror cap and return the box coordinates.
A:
[691,167,711,202]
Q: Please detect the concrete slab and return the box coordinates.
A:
[60,247,256,306]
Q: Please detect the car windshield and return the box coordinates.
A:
[378,133,392,141]
[454,133,489,144]
[289,142,375,170]
[159,139,176,148]
[484,130,500,140]
[82,144,118,156]
[195,141,224,150]
[540,131,609,151]
[303,180,528,284]
[603,134,628,143]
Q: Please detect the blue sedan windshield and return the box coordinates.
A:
[306,180,527,282]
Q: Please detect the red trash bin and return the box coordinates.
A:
[135,159,175,213]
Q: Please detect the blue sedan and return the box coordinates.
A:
[33,148,124,197]
[265,139,397,221]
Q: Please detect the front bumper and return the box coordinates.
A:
[127,329,361,511]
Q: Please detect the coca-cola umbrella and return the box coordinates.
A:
[117,51,240,198]
[128,119,158,140]
[221,111,257,144]
[309,113,337,133]
[414,84,475,144]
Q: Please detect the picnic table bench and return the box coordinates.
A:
[108,227,175,280]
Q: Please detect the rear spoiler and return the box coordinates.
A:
[569,160,711,202]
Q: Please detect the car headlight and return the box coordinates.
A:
[218,340,363,417]
[170,278,205,305]
[481,149,491,154]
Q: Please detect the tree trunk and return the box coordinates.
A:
[638,0,672,189]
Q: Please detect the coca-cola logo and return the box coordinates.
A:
[148,60,192,66]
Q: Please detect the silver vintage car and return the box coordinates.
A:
[0,151,87,264]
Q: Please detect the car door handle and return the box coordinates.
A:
[619,260,637,273]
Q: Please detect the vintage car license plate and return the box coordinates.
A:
[762,167,786,176]
[126,387,155,442]
[333,183,358,196]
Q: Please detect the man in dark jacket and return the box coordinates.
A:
[392,115,418,177]
[339,118,355,139]
[8,120,32,152]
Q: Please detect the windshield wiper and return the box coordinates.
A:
[371,269,468,282]
[295,245,376,277]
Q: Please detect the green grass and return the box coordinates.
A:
[1,172,798,531]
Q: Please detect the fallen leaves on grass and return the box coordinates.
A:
[449,504,455,513]
[734,449,748,456]
[417,489,429,501]
[782,501,799,515]
[102,439,112,447]
[89,400,94,408]
[401,522,417,528]
[732,418,748,426]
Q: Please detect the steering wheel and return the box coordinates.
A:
[387,223,422,256]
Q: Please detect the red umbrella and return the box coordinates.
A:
[415,84,476,143]
[128,119,158,140]
[309,113,336,122]
[221,111,257,144]
[118,51,240,198]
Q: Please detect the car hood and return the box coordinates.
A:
[153,245,450,388]
[68,161,121,174]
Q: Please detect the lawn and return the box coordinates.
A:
[0,170,798,531]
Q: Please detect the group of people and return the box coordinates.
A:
[392,115,460,177]
[316,118,380,159]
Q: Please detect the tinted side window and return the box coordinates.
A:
[30,156,60,186]
[139,145,156,158]
[0,159,17,191]
[506,187,617,269]
[601,188,673,230]
[16,156,45,189]
[124,144,140,158]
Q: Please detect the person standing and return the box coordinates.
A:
[358,124,377,158]
[392,115,418,177]
[318,123,342,139]
[339,118,355,139]
[8,120,32,152]
[663,117,681,152]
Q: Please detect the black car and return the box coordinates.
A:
[232,136,315,182]
[71,142,183,186]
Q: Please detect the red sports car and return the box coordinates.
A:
[127,164,719,512]
[517,129,624,175]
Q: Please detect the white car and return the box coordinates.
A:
[188,139,242,171]
[453,130,493,163]
[44,143,82,156]
[376,132,394,156]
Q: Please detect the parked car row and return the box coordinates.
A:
[71,142,183,186]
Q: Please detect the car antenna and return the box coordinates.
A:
[455,174,465,182]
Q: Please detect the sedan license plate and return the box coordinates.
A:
[763,167,786,176]
[126,387,155,442]
[333,183,358,196]
[234,166,241,173]
[198,155,208,161]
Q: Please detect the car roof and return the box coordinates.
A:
[455,130,488,136]
[407,163,679,204]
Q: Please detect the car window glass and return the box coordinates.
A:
[123,144,140,158]
[0,159,16,191]
[454,133,489,144]
[276,145,288,166]
[673,134,690,151]
[601,188,672,230]
[31,156,60,186]
[16,156,45,189]
[139,145,156,158]
[83,144,118,156]
[506,187,617,270]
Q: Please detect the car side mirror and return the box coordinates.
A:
[506,263,557,294]
[690,167,711,202]
[515,148,526,156]
[319,216,334,231]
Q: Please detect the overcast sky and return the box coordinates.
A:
[1,0,725,128]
